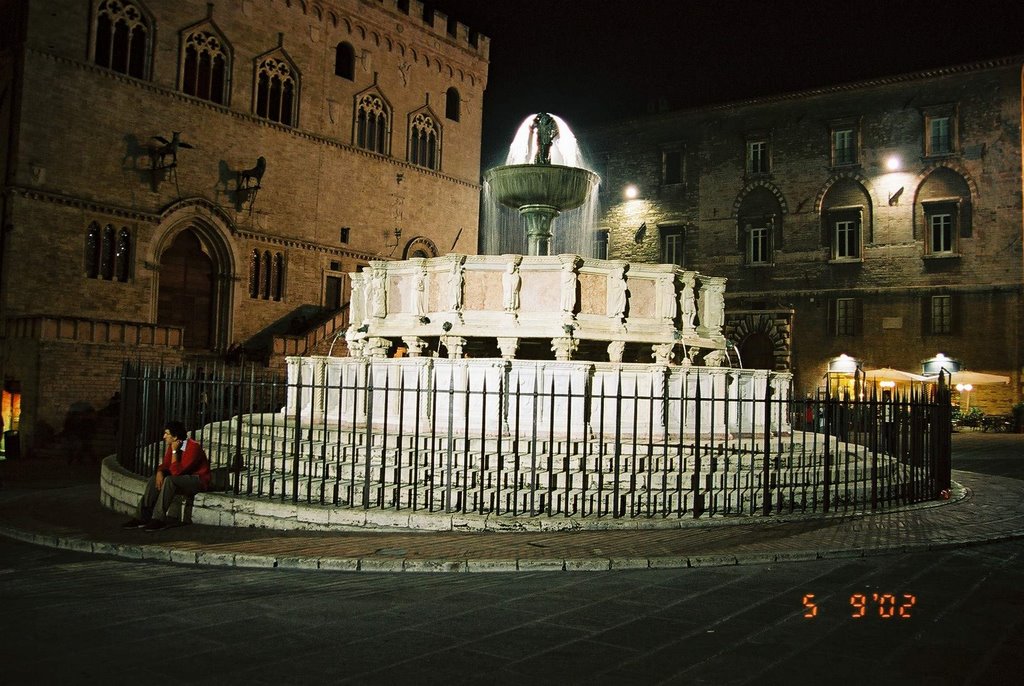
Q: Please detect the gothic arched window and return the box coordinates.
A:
[93,0,150,79]
[335,42,355,80]
[181,28,230,104]
[409,112,439,170]
[255,56,298,126]
[272,252,284,301]
[260,251,272,299]
[100,225,116,280]
[248,250,260,298]
[85,222,101,278]
[355,93,389,154]
[115,228,132,282]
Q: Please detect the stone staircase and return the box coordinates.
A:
[195,414,910,520]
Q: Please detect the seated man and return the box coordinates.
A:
[122,421,211,532]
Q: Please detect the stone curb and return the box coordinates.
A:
[4,522,1024,573]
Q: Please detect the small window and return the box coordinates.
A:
[834,298,856,336]
[662,149,683,185]
[115,228,131,282]
[831,127,857,166]
[929,117,951,155]
[445,87,460,121]
[593,229,609,260]
[100,225,116,280]
[829,209,862,261]
[746,139,769,174]
[745,224,771,265]
[930,295,952,334]
[250,250,284,300]
[924,202,958,256]
[85,222,101,278]
[340,227,351,244]
[924,108,957,157]
[335,42,355,80]
[660,226,684,266]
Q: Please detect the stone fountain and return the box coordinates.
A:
[483,113,600,256]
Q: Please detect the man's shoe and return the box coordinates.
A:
[143,519,167,532]
[121,518,148,529]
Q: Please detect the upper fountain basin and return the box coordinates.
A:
[485,164,600,212]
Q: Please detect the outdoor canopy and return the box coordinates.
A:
[922,370,1011,386]
[861,367,928,382]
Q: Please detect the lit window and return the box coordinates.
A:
[747,140,769,174]
[409,112,439,170]
[931,295,952,334]
[181,29,229,105]
[835,298,855,336]
[660,226,684,266]
[930,213,954,254]
[93,0,149,79]
[255,56,298,126]
[356,92,390,154]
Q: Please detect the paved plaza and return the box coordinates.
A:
[1,433,1022,683]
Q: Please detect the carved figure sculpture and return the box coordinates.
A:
[411,269,427,316]
[370,267,387,318]
[502,261,521,312]
[680,272,697,329]
[560,261,577,313]
[529,112,559,165]
[700,282,725,331]
[661,277,677,321]
[447,261,464,311]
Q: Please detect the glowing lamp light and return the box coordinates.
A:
[886,155,901,171]
[827,353,859,374]
[955,383,973,392]
[624,184,639,200]
[879,380,896,389]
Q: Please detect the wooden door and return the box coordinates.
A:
[157,230,214,349]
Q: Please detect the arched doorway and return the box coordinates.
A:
[157,229,214,349]
[739,332,775,370]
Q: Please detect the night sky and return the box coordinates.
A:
[429,0,1024,170]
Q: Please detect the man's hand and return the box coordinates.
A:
[171,439,182,462]
[155,470,165,490]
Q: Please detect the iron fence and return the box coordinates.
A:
[118,360,952,519]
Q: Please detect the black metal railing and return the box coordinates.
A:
[117,360,952,519]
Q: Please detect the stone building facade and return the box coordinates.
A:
[587,57,1023,412]
[0,0,489,453]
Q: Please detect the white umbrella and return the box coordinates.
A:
[862,367,928,382]
[923,371,1010,385]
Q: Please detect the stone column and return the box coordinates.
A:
[496,337,519,360]
[403,336,427,357]
[551,337,578,361]
[363,337,391,358]
[441,335,466,359]
[652,343,675,365]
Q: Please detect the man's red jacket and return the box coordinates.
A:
[158,439,212,490]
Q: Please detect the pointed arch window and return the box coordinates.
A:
[255,56,298,126]
[93,0,150,79]
[85,222,101,278]
[409,112,439,170]
[445,87,460,121]
[335,42,355,80]
[99,225,116,280]
[181,28,230,105]
[249,250,284,301]
[355,93,389,154]
[248,250,260,298]
[115,228,132,282]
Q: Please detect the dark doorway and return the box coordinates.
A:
[739,332,775,370]
[325,275,343,311]
[157,230,214,349]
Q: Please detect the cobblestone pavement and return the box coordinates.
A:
[1,433,1022,572]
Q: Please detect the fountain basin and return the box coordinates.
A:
[484,164,599,213]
